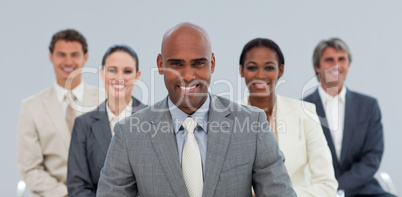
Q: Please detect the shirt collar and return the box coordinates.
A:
[54,81,85,103]
[106,99,133,122]
[318,85,347,104]
[168,95,210,134]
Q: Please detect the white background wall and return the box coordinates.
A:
[1,0,401,195]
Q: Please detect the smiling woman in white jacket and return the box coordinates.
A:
[238,38,338,197]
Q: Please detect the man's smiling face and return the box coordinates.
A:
[157,24,215,114]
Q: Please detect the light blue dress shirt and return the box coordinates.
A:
[168,95,210,176]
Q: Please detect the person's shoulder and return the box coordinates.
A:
[76,105,101,122]
[122,98,166,124]
[347,89,381,112]
[84,83,101,90]
[132,97,148,111]
[303,89,319,102]
[84,83,105,95]
[213,95,264,116]
[278,95,300,106]
[277,96,318,123]
[116,103,160,139]
[134,99,162,115]
[279,95,316,111]
[348,89,377,103]
[21,87,53,106]
[72,105,104,133]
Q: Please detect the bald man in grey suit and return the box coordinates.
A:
[97,23,296,197]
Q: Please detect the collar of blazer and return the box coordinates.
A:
[143,94,234,196]
[90,96,145,120]
[275,95,303,174]
[90,97,146,156]
[43,87,71,149]
[339,90,357,164]
[90,101,112,156]
[308,90,338,165]
[43,84,102,149]
[308,88,357,165]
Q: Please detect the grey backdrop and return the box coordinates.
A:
[1,0,401,195]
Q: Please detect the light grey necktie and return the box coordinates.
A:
[65,91,77,133]
[182,117,203,197]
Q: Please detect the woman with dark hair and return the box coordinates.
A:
[239,38,338,196]
[67,44,146,196]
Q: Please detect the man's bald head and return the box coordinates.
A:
[161,22,212,55]
[157,22,215,114]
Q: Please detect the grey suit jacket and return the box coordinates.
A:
[67,97,146,197]
[17,84,105,197]
[97,95,296,197]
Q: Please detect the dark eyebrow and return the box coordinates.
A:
[265,61,276,65]
[245,61,276,65]
[190,58,208,63]
[167,59,185,63]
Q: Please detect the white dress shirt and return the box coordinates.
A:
[318,85,347,161]
[168,96,210,176]
[54,82,84,116]
[106,99,133,136]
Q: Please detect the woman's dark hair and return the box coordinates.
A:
[101,44,139,72]
[239,38,284,67]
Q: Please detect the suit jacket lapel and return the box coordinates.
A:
[147,97,188,197]
[43,87,71,148]
[132,96,146,112]
[91,101,112,156]
[92,97,145,156]
[340,90,356,164]
[276,96,299,174]
[310,90,340,167]
[203,95,233,197]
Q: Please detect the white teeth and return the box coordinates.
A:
[112,84,125,89]
[254,83,267,88]
[180,86,196,90]
[327,66,339,75]
[328,70,339,75]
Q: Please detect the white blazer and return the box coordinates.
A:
[17,84,105,197]
[240,95,338,197]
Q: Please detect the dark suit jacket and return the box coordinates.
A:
[304,89,388,197]
[67,97,146,197]
[97,95,297,197]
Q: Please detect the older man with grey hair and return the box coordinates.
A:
[304,38,394,197]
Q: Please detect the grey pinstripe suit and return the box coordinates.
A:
[97,95,296,197]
